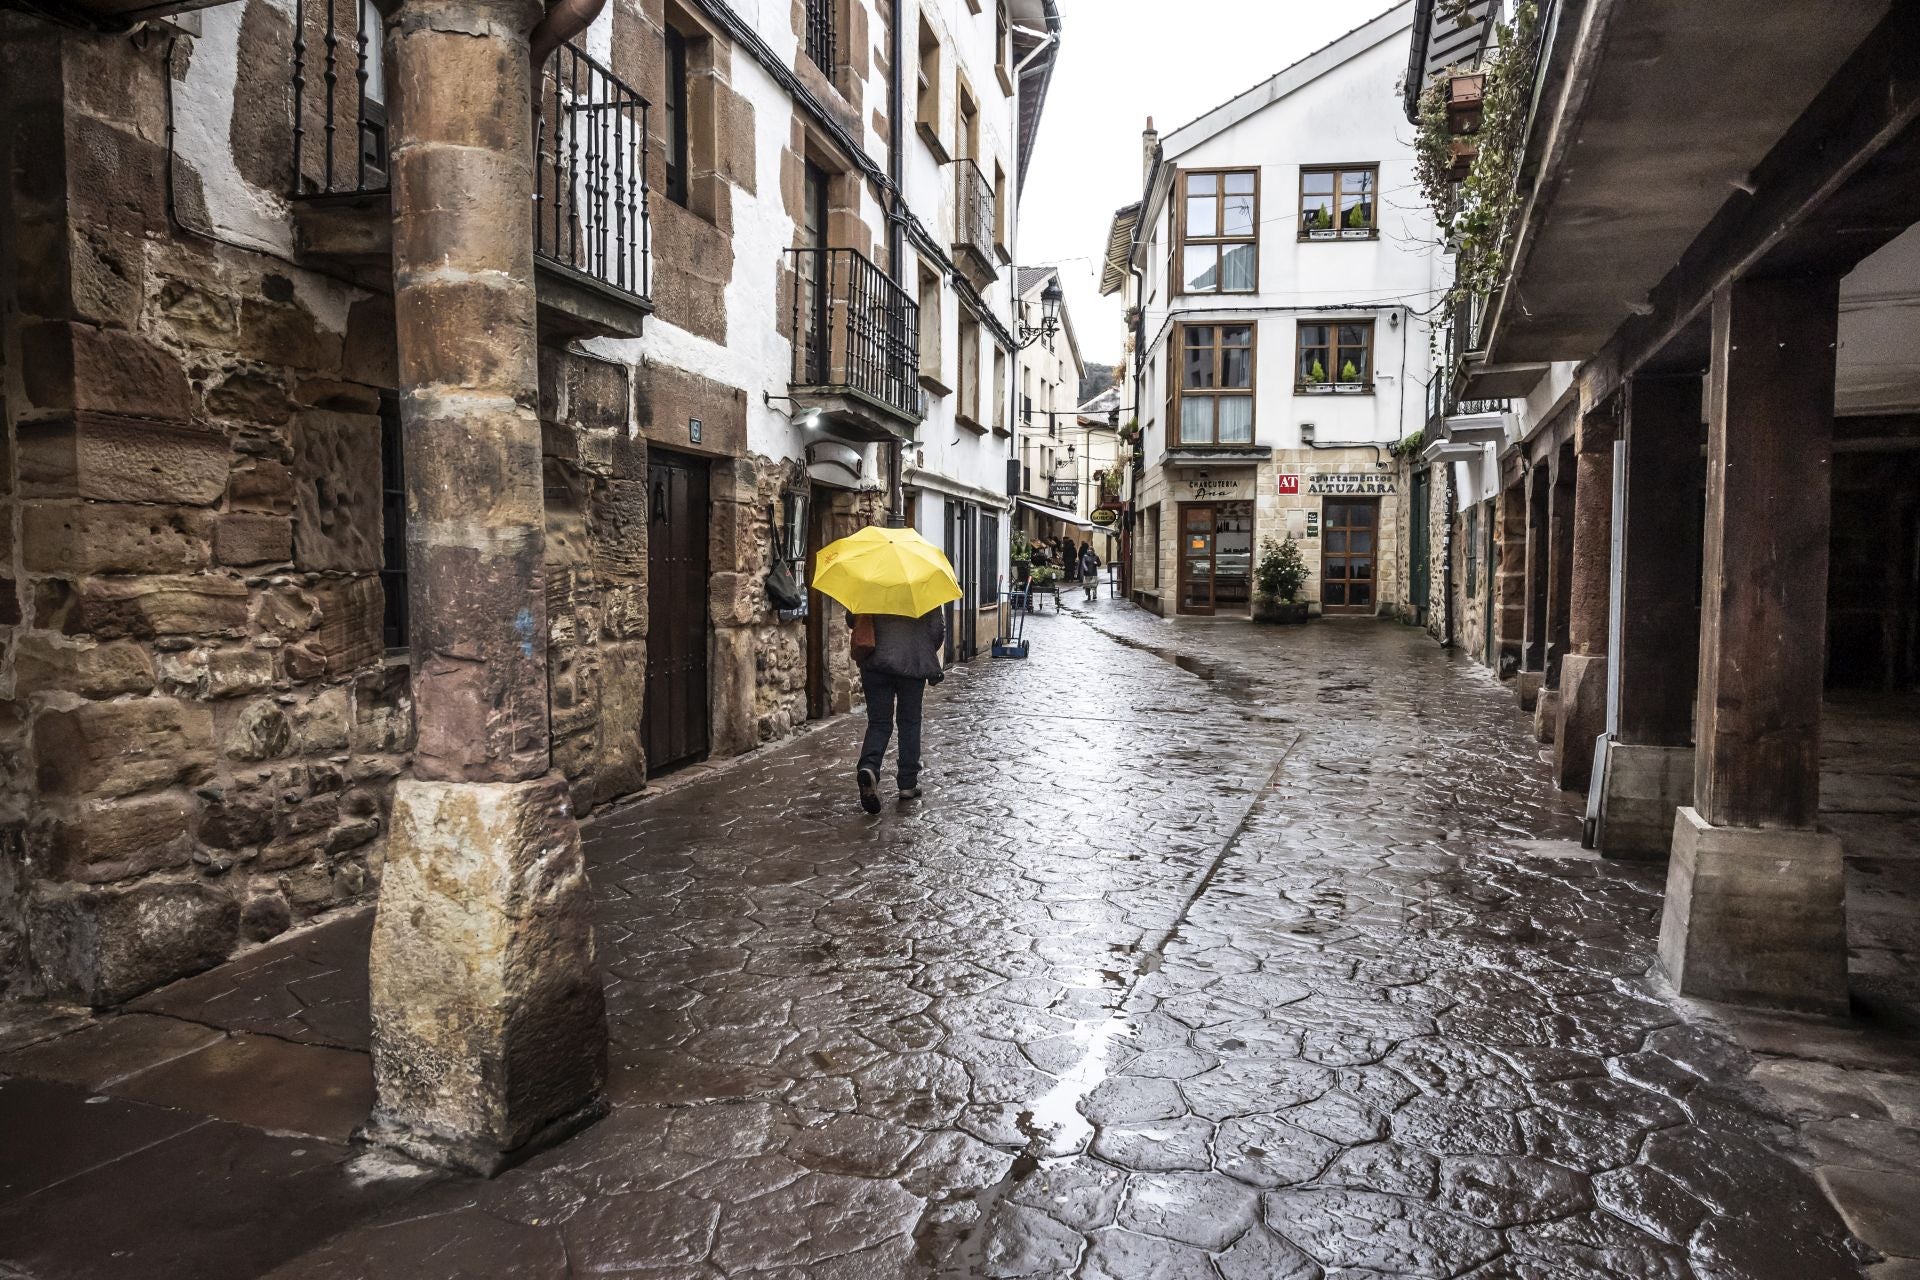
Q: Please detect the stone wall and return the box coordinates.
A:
[0,22,406,1004]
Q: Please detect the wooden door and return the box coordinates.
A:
[1178,503,1216,615]
[943,501,977,663]
[644,451,710,772]
[1409,469,1431,622]
[805,495,833,721]
[1321,498,1380,614]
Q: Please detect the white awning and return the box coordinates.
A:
[1016,496,1094,531]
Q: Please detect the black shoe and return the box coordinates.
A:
[857,768,881,815]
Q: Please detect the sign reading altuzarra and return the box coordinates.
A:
[1306,473,1397,496]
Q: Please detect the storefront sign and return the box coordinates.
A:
[1050,479,1077,502]
[1183,469,1253,502]
[1305,511,1321,540]
[1277,473,1300,496]
[1307,473,1397,496]
[1090,508,1118,528]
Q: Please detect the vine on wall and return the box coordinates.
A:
[1416,0,1541,340]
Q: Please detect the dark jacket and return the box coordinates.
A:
[851,609,946,681]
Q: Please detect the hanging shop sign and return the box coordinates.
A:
[1050,479,1078,502]
[1306,473,1397,496]
[1277,473,1301,496]
[1090,508,1118,528]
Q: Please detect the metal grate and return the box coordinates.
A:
[290,19,651,303]
[953,158,995,263]
[789,247,921,419]
[805,0,835,72]
[534,43,653,300]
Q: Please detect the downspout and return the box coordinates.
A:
[887,0,907,522]
[529,0,604,72]
[1442,463,1457,647]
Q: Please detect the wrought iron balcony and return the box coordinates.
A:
[289,4,650,318]
[952,158,997,284]
[788,247,921,434]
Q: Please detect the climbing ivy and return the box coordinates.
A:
[1416,0,1541,346]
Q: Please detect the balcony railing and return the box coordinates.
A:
[788,247,921,420]
[804,0,835,71]
[534,43,652,300]
[953,158,995,268]
[288,6,650,304]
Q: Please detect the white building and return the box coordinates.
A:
[1103,2,1444,618]
[1011,266,1091,549]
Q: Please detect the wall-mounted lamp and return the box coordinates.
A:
[1014,272,1064,351]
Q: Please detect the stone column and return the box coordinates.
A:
[1595,377,1703,858]
[1517,464,1550,710]
[1659,275,1847,1014]
[363,0,608,1174]
[1535,448,1576,741]
[1553,405,1617,790]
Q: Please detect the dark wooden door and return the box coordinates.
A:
[1409,469,1431,623]
[1321,498,1380,614]
[943,501,977,663]
[644,451,710,773]
[805,496,833,721]
[1178,503,1216,615]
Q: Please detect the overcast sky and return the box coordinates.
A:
[1019,0,1406,376]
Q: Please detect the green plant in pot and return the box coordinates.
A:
[1306,359,1327,385]
[1341,359,1361,384]
[1255,536,1311,624]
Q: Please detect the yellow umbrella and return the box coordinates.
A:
[813,525,963,617]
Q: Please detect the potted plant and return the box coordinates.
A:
[1303,358,1328,392]
[1340,358,1362,387]
[1011,529,1033,585]
[1254,536,1311,624]
[1117,418,1141,444]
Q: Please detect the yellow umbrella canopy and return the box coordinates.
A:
[813,525,963,618]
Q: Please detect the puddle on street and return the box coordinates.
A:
[1016,1011,1131,1156]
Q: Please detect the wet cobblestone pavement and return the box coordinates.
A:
[253,602,1887,1279]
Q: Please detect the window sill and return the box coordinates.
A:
[1298,229,1379,243]
[920,371,953,396]
[1296,384,1373,396]
[916,122,952,165]
[955,414,989,435]
[1173,288,1259,299]
[996,65,1015,97]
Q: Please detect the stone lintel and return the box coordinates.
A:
[364,774,607,1175]
[1658,806,1848,1016]
[1595,743,1694,861]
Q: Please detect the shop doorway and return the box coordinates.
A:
[1177,501,1253,616]
[944,500,978,663]
[643,450,711,773]
[1322,498,1380,614]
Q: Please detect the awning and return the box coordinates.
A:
[1017,497,1094,531]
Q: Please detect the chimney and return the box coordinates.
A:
[1142,116,1158,186]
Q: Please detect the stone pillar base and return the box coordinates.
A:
[1515,670,1543,712]
[1534,689,1560,744]
[1595,743,1693,860]
[1552,654,1607,791]
[364,775,608,1176]
[1658,806,1849,1015]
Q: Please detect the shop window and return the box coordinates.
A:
[1178,324,1255,445]
[378,391,408,650]
[1300,165,1378,239]
[1296,320,1374,392]
[1178,169,1257,294]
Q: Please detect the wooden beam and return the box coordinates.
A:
[1617,377,1703,747]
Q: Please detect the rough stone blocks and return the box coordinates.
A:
[29,880,239,1007]
[1552,653,1607,792]
[1534,688,1559,744]
[1596,744,1693,861]
[1514,670,1542,713]
[364,774,607,1174]
[1658,806,1849,1015]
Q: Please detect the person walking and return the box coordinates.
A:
[1080,543,1101,602]
[849,607,946,813]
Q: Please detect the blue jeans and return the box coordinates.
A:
[859,670,925,787]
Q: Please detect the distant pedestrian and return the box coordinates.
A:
[848,607,946,813]
[1080,544,1101,601]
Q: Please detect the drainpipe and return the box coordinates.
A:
[886,0,907,523]
[364,0,607,1175]
[1442,463,1458,648]
[528,0,604,71]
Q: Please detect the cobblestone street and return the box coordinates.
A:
[5,602,1913,1278]
[281,602,1892,1278]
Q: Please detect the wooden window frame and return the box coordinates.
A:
[915,17,950,163]
[1298,163,1380,242]
[994,0,1014,95]
[1175,168,1259,296]
[1174,321,1257,447]
[1294,319,1375,395]
[663,25,690,207]
[916,261,948,394]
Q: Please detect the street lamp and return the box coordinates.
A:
[1015,273,1064,350]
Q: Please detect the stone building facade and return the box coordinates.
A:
[1,0,1059,1012]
